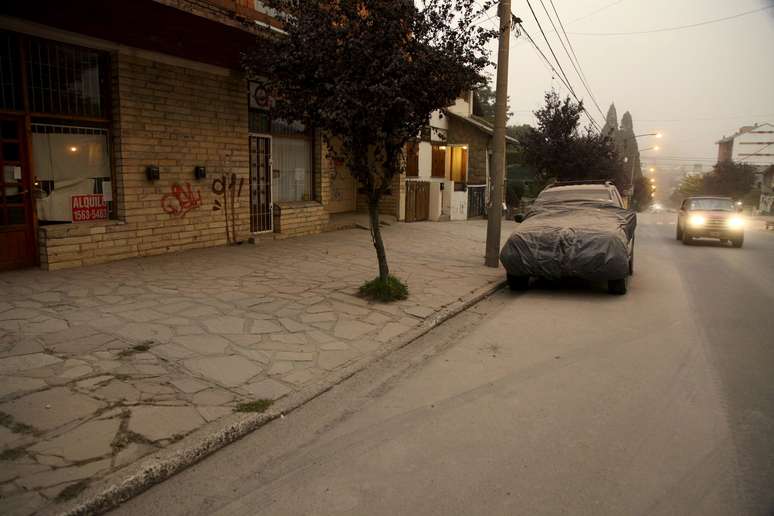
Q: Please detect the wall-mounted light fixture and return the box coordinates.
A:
[146,165,160,182]
[194,166,206,180]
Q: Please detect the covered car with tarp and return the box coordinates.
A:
[500,182,637,295]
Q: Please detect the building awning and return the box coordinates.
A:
[1,0,270,69]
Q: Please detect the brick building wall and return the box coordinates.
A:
[39,51,251,270]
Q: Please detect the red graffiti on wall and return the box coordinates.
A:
[161,182,202,217]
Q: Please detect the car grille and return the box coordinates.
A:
[704,217,728,230]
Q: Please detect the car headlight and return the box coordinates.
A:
[727,216,744,229]
[688,215,706,227]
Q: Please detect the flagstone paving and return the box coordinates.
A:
[0,219,513,514]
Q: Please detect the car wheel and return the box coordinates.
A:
[507,274,529,291]
[682,230,692,245]
[608,277,628,295]
[676,224,683,240]
[732,235,744,248]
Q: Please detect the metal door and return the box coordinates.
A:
[467,185,486,218]
[0,117,35,270]
[250,135,273,233]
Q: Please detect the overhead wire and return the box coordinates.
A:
[546,0,606,119]
[571,0,627,24]
[569,5,774,36]
[522,0,602,131]
[518,23,600,130]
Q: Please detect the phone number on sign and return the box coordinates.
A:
[73,208,108,221]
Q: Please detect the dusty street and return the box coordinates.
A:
[112,213,774,516]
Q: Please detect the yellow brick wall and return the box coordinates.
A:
[39,51,251,270]
[272,202,329,239]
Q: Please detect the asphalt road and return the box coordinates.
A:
[113,213,774,516]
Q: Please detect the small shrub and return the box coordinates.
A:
[235,399,273,413]
[359,275,408,303]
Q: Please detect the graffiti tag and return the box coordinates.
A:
[161,182,202,217]
[212,173,245,244]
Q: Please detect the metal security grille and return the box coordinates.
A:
[26,37,106,118]
[31,123,108,136]
[467,185,486,218]
[250,135,273,233]
[0,32,22,111]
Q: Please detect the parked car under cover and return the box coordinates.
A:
[500,182,637,295]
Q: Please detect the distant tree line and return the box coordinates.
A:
[670,161,761,207]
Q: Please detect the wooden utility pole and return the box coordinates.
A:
[485,0,511,267]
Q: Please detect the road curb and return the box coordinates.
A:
[55,279,506,516]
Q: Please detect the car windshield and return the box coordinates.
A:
[687,198,734,211]
[538,188,613,202]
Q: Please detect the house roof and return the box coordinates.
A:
[444,111,519,144]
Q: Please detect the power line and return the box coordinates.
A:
[545,0,606,119]
[569,5,774,36]
[512,0,627,48]
[518,23,600,131]
[522,0,602,131]
[518,25,573,92]
[636,114,774,123]
[571,0,627,24]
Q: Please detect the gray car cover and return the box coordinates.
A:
[500,200,637,281]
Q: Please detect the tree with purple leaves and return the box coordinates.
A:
[243,0,498,300]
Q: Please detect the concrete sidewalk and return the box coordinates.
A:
[0,219,512,515]
[751,215,774,230]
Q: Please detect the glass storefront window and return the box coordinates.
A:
[31,124,111,223]
[272,137,312,202]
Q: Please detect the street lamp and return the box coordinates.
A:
[621,132,662,205]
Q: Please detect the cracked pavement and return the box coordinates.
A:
[0,220,511,515]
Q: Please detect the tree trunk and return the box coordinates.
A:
[368,198,390,281]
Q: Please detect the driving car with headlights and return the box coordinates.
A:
[676,196,745,247]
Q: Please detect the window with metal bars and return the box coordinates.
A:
[0,31,22,111]
[25,36,108,118]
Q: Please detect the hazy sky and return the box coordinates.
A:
[476,0,774,171]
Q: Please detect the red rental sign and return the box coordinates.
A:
[71,194,108,222]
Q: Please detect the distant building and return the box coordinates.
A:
[716,123,774,213]
[716,123,774,168]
